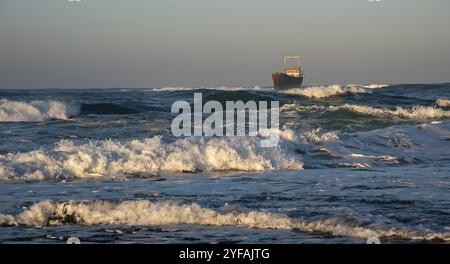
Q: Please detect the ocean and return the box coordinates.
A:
[0,83,449,243]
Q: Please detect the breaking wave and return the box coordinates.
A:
[0,99,79,122]
[436,99,450,107]
[0,135,303,181]
[1,200,448,241]
[281,84,368,98]
[4,122,445,181]
[336,104,450,120]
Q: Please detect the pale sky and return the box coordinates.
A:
[0,0,449,89]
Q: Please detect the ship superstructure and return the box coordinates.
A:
[272,56,303,90]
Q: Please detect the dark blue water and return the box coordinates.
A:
[0,83,449,243]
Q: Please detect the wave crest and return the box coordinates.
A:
[0,99,79,122]
[436,99,450,107]
[0,136,303,181]
[358,84,389,89]
[1,200,448,241]
[337,104,450,120]
[282,84,367,98]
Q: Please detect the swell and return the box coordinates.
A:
[276,122,450,169]
[80,103,143,115]
[1,200,448,241]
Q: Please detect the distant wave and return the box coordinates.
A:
[0,99,79,122]
[282,102,450,120]
[435,99,450,107]
[151,84,389,95]
[356,84,390,89]
[336,104,450,120]
[281,84,368,98]
[0,135,303,181]
[1,199,448,241]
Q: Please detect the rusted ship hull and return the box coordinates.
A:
[272,72,303,90]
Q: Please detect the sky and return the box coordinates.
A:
[0,0,449,89]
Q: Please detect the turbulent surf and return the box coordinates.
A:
[0,83,449,243]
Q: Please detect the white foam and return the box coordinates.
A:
[281,102,450,120]
[0,165,12,181]
[350,153,398,161]
[338,104,450,120]
[0,135,303,181]
[436,99,450,107]
[291,217,448,241]
[265,128,338,144]
[348,153,400,165]
[282,84,367,98]
[281,104,326,113]
[152,87,190,92]
[0,99,79,122]
[0,213,16,226]
[301,128,339,143]
[359,84,389,89]
[331,162,371,169]
[2,200,448,241]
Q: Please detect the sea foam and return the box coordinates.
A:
[0,135,303,181]
[0,99,79,122]
[1,200,448,241]
[359,84,390,89]
[435,99,450,107]
[281,84,368,98]
[337,104,450,120]
[277,128,339,143]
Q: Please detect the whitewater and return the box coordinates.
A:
[0,83,449,243]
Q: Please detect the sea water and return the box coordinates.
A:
[0,83,449,243]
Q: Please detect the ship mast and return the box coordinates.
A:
[283,55,302,78]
